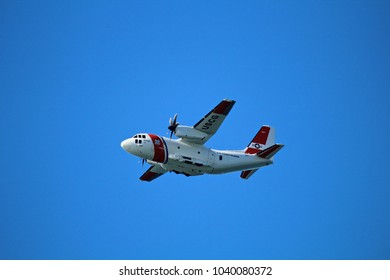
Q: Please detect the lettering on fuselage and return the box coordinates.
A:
[201,115,219,130]
[218,152,240,158]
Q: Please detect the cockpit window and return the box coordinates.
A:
[133,134,146,139]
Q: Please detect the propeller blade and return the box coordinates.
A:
[168,113,179,139]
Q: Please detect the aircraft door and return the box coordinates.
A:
[208,150,215,166]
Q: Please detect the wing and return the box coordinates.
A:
[139,164,167,182]
[187,99,235,144]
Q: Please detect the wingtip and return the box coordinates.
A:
[223,98,236,103]
[215,99,236,115]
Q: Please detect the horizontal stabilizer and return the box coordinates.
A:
[240,169,259,180]
[257,144,284,159]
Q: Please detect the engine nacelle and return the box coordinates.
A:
[174,125,207,140]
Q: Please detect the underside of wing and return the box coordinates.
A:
[139,164,167,182]
[184,99,235,144]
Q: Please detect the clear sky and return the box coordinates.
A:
[1,0,389,260]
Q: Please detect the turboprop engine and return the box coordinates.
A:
[173,125,208,140]
[168,114,207,140]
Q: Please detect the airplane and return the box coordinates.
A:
[120,99,284,182]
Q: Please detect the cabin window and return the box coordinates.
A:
[219,155,223,160]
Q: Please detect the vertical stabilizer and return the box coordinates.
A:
[244,126,275,154]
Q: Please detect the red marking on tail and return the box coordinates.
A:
[251,126,270,145]
[245,126,271,154]
[245,147,260,154]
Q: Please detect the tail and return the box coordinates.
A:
[240,125,284,180]
[244,125,275,154]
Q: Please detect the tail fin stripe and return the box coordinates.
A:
[245,147,261,154]
[247,126,270,147]
[245,125,274,154]
[253,126,270,145]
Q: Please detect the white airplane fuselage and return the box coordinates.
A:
[121,99,283,181]
[121,133,273,177]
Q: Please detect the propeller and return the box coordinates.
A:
[168,113,179,139]
[139,158,145,169]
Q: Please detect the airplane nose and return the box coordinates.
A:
[120,139,132,152]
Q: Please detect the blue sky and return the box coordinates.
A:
[1,0,389,259]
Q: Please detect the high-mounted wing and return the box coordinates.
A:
[139,164,167,182]
[185,99,235,144]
